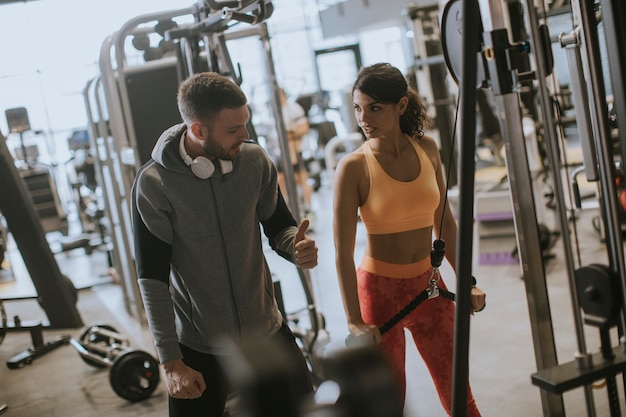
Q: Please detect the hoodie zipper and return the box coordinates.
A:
[209,179,242,341]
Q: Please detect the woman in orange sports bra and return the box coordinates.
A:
[333,63,486,417]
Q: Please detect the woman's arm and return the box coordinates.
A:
[333,152,366,328]
[422,135,486,312]
[422,135,458,271]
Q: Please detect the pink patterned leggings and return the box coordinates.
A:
[357,255,481,417]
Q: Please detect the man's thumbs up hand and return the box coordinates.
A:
[294,219,318,269]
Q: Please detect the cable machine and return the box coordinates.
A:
[529,0,626,415]
[439,0,626,415]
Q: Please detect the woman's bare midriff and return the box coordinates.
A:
[365,226,434,264]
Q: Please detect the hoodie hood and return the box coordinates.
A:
[150,123,190,174]
[150,122,238,177]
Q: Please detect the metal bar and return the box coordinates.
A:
[205,0,256,9]
[82,76,134,320]
[258,22,320,347]
[597,0,626,403]
[114,6,196,74]
[0,131,83,329]
[596,0,626,342]
[69,339,110,368]
[112,8,196,170]
[478,0,565,415]
[599,0,626,178]
[561,39,598,181]
[92,42,147,324]
[451,0,479,415]
[522,3,598,415]
[259,24,301,219]
[501,92,567,417]
[405,4,458,187]
[571,0,626,344]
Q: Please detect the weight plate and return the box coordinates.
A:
[78,322,119,368]
[110,349,160,402]
[575,264,622,322]
[440,0,486,88]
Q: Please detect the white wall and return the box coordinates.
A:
[0,0,413,156]
[0,0,193,137]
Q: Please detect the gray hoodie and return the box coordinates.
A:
[132,123,298,363]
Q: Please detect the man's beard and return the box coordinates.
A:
[202,135,233,161]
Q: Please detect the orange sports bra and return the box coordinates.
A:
[359,138,440,235]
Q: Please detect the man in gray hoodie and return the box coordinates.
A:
[132,72,318,417]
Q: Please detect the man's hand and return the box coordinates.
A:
[294,219,318,269]
[163,359,206,400]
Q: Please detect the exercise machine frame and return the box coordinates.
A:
[444,1,626,416]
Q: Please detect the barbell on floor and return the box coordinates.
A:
[70,322,160,402]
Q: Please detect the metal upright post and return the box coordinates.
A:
[593,0,626,343]
[82,76,133,319]
[523,0,598,413]
[0,131,83,328]
[451,0,479,415]
[405,4,458,187]
[599,0,626,173]
[597,0,626,402]
[260,23,302,220]
[477,0,565,415]
[258,21,320,344]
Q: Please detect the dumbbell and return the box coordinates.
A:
[70,322,160,402]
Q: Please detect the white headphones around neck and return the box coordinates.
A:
[179,134,233,179]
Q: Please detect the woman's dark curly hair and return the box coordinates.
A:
[352,63,431,139]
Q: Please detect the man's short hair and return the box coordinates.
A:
[177,72,247,125]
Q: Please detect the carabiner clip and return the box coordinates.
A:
[427,286,440,299]
[427,267,441,299]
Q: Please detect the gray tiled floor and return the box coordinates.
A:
[2,169,625,416]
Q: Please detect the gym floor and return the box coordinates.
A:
[1,166,624,417]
